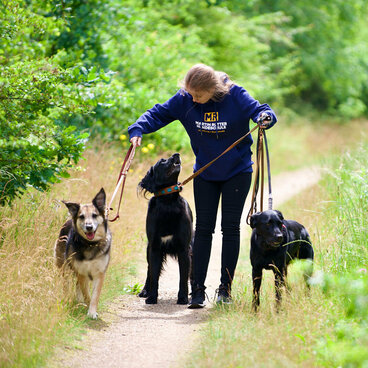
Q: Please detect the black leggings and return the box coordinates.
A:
[192,172,252,288]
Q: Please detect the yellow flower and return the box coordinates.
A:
[119,134,127,141]
[147,143,155,150]
[142,147,149,153]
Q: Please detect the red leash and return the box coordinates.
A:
[106,144,136,222]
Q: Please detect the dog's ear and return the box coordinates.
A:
[275,210,284,221]
[62,201,80,218]
[93,188,106,214]
[138,167,156,194]
[250,212,261,229]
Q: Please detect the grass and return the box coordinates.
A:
[0,145,149,367]
[0,139,199,367]
[0,120,367,367]
[185,183,334,368]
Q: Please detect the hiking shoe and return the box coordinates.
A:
[188,285,206,309]
[215,284,232,304]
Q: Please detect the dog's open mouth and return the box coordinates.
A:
[85,231,96,240]
[168,157,181,175]
[171,154,181,166]
[270,241,282,248]
[168,163,180,176]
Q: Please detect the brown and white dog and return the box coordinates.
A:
[54,188,111,319]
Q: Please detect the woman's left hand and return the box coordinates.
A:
[257,112,272,128]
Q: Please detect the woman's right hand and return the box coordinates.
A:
[130,136,142,147]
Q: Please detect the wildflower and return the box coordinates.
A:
[147,143,155,150]
[142,147,149,153]
[119,134,127,141]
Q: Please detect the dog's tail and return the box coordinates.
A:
[54,236,67,268]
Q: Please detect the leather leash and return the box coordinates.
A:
[179,124,260,187]
[106,144,136,222]
[153,124,260,198]
[246,127,273,224]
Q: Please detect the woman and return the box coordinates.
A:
[128,63,277,308]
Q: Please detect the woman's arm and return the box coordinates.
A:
[128,92,182,140]
[236,86,277,128]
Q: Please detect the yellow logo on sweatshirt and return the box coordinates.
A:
[204,112,218,122]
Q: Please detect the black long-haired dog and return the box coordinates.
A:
[250,209,314,311]
[138,153,193,304]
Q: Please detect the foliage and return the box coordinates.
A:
[0,1,113,204]
[122,283,143,295]
[47,0,110,69]
[2,0,368,203]
[229,0,368,116]
[316,271,368,367]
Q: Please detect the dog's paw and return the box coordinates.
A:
[138,289,148,298]
[145,296,157,304]
[177,297,188,305]
[87,310,98,319]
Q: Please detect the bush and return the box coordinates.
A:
[0,1,111,204]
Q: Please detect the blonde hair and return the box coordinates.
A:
[181,63,234,102]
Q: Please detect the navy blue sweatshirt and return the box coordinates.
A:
[128,85,277,181]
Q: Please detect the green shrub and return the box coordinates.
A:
[0,1,112,204]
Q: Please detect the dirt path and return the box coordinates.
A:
[52,166,321,368]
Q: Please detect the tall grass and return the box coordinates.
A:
[0,145,152,367]
[312,141,368,366]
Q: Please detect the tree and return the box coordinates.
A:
[0,1,107,204]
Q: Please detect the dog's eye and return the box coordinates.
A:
[79,214,85,220]
[92,213,98,219]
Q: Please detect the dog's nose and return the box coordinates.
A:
[85,224,94,232]
[172,153,181,164]
[276,234,283,242]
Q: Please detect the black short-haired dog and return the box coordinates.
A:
[250,209,314,311]
[138,153,193,304]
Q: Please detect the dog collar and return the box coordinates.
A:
[154,184,182,197]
